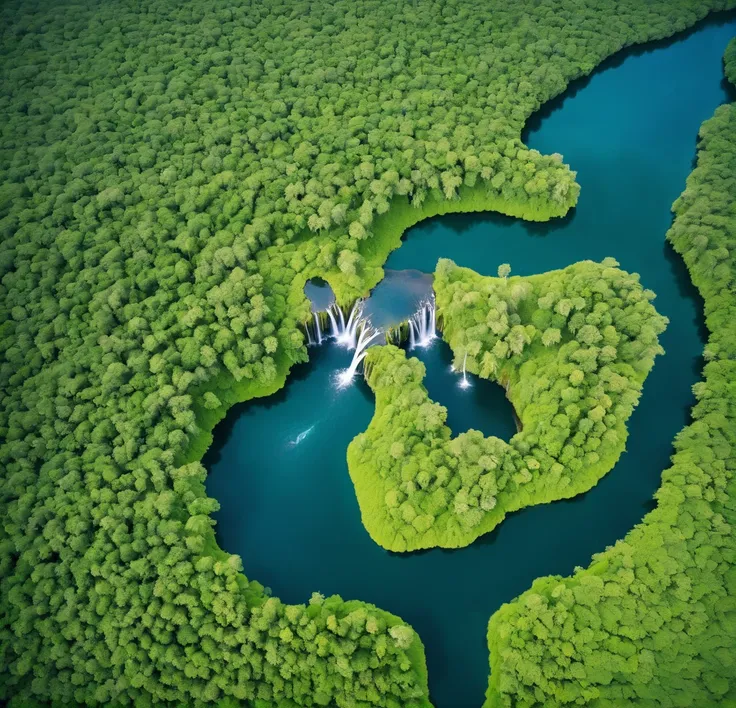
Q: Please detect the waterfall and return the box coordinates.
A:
[304,298,381,387]
[459,351,471,389]
[336,322,381,388]
[408,299,437,349]
[313,312,322,345]
[330,300,364,349]
[327,306,340,338]
[341,301,362,349]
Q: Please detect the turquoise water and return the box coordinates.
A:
[205,17,736,708]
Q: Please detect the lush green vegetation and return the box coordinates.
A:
[1,0,734,704]
[726,35,736,85]
[349,260,666,551]
[483,42,736,708]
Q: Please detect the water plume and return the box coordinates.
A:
[459,351,471,389]
[327,306,340,339]
[328,301,366,348]
[313,312,323,345]
[336,322,381,389]
[408,299,437,349]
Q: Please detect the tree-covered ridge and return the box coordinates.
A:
[349,260,666,552]
[483,44,736,708]
[1,0,734,704]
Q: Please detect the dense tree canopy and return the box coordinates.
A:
[0,0,734,705]
[483,43,736,708]
[349,260,666,551]
[725,36,736,85]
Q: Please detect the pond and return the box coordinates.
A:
[204,16,736,708]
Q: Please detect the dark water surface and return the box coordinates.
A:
[205,18,736,708]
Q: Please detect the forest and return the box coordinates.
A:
[0,0,734,705]
[349,259,666,551]
[484,39,736,708]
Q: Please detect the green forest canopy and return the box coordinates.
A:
[1,0,735,705]
[349,259,666,552]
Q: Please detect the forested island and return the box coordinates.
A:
[0,0,735,707]
[349,259,666,551]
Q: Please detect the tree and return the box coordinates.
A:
[202,392,221,410]
[542,328,561,347]
[388,625,414,649]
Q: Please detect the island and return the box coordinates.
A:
[349,258,666,551]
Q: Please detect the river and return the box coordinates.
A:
[204,16,736,708]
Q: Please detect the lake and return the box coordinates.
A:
[204,16,736,708]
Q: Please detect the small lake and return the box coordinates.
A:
[204,17,736,708]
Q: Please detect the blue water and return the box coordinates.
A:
[205,18,736,708]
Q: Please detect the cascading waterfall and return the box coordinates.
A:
[327,300,363,349]
[336,322,381,388]
[304,300,381,386]
[326,306,339,338]
[333,301,363,349]
[408,299,437,349]
[314,301,362,347]
[313,312,323,345]
[459,351,471,389]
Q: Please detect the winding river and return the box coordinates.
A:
[204,17,736,708]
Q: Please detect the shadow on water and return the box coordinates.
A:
[523,206,578,237]
[471,524,502,549]
[663,240,710,349]
[205,17,735,708]
[724,75,736,102]
[428,205,578,241]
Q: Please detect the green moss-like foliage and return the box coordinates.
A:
[484,46,736,708]
[349,259,666,551]
[0,0,734,704]
[725,36,736,86]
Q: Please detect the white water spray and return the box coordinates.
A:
[336,322,381,388]
[326,306,339,338]
[305,321,314,346]
[289,425,315,446]
[408,299,437,349]
[339,302,362,348]
[313,312,323,345]
[459,352,471,389]
[329,300,366,348]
